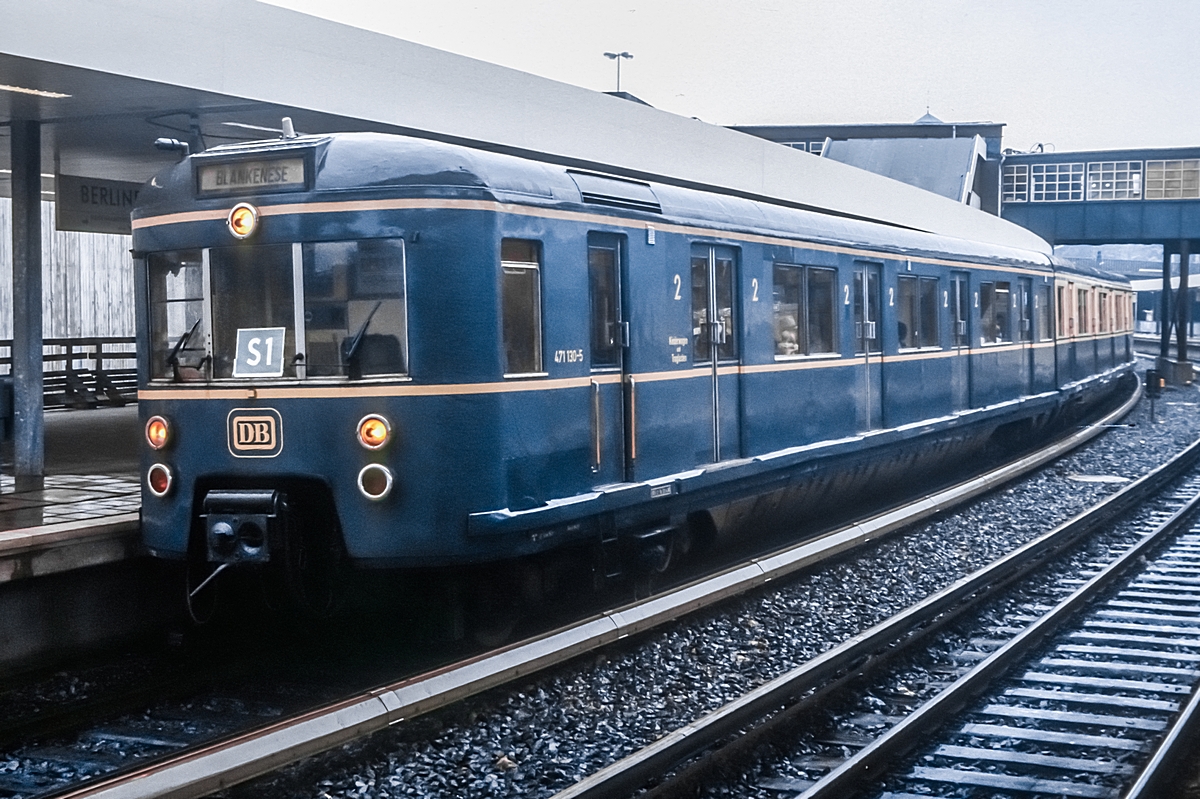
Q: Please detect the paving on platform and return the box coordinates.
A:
[0,473,139,532]
[0,405,141,581]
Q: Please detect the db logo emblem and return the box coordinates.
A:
[227,408,283,458]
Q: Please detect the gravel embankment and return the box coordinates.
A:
[246,376,1200,799]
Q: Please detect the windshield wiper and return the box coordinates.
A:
[166,317,202,368]
[166,317,207,382]
[342,301,383,377]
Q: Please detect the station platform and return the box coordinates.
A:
[0,405,140,583]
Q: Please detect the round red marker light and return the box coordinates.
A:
[147,463,173,497]
[357,464,393,500]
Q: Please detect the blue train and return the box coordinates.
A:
[131,131,1135,619]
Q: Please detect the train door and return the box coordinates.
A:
[950,271,970,411]
[853,263,883,430]
[691,244,741,462]
[587,234,629,483]
[1018,277,1034,394]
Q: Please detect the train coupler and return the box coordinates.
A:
[200,489,287,565]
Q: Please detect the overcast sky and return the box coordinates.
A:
[264,0,1198,154]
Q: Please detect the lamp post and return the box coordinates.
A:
[603,51,633,93]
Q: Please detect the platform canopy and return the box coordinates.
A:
[1,0,1048,253]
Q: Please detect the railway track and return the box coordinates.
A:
[0,383,1151,799]
[540,430,1200,798]
[801,474,1200,799]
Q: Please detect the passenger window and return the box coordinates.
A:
[980,281,1011,344]
[897,275,940,348]
[588,239,622,369]
[807,267,837,353]
[1057,285,1068,337]
[772,264,837,356]
[1076,288,1089,335]
[897,276,918,348]
[501,239,543,375]
[773,265,804,356]
[1037,284,1053,341]
[303,239,408,378]
[919,277,939,347]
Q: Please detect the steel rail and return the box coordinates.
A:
[795,470,1200,797]
[55,381,1142,799]
[549,404,1200,799]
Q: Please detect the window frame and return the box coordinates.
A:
[1030,162,1085,202]
[979,280,1013,345]
[895,274,941,351]
[500,238,546,377]
[771,263,839,359]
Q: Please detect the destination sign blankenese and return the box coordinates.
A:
[198,158,305,194]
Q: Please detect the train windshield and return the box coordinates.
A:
[146,238,408,382]
[147,250,207,380]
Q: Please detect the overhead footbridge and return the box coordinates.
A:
[1001,148,1200,381]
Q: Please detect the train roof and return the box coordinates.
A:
[138,132,1055,270]
[1049,256,1132,284]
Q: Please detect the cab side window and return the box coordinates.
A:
[501,239,544,376]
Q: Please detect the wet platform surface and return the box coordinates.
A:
[0,407,140,579]
[0,473,139,531]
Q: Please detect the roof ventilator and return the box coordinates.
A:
[569,171,662,214]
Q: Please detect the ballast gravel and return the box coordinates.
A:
[246,377,1200,799]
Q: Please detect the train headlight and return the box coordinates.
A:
[357,414,391,450]
[147,463,173,497]
[357,464,394,501]
[146,416,170,450]
[227,202,259,239]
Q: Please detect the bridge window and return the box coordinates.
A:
[1145,159,1200,199]
[1087,161,1142,200]
[1002,164,1028,202]
[1030,163,1084,202]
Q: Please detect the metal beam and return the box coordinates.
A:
[10,120,43,491]
[1177,241,1191,364]
[1161,246,1173,359]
